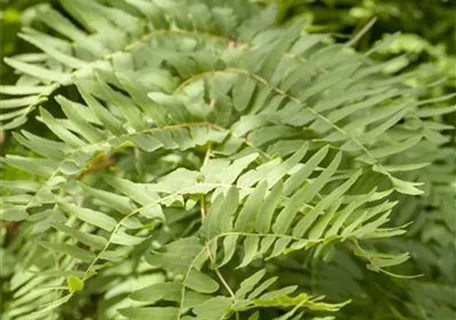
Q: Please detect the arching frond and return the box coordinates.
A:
[1,1,455,320]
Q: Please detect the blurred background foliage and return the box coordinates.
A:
[1,0,58,82]
[0,0,69,160]
[1,0,455,319]
[283,0,456,125]
[268,0,456,93]
[274,0,455,50]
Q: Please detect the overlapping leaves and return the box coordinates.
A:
[1,0,455,319]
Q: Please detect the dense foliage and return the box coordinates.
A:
[0,0,455,319]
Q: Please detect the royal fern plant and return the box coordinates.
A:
[0,0,455,319]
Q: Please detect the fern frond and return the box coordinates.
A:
[2,0,455,319]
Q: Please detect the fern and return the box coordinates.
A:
[1,0,455,319]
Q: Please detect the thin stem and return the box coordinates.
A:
[200,197,236,300]
[175,67,396,176]
[203,143,212,167]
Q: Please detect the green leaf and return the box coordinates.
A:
[363,136,422,159]
[4,58,70,83]
[255,181,283,233]
[13,131,69,159]
[145,237,204,274]
[192,296,232,319]
[59,202,117,232]
[248,276,279,300]
[130,282,181,303]
[266,143,308,187]
[56,95,106,143]
[416,105,456,117]
[76,79,126,136]
[220,234,239,267]
[248,311,260,320]
[52,222,107,249]
[104,176,157,206]
[204,187,239,238]
[15,295,71,320]
[233,75,257,112]
[81,184,135,213]
[40,108,87,148]
[238,236,260,268]
[19,32,87,68]
[111,231,145,246]
[0,96,43,109]
[67,275,84,293]
[390,176,424,195]
[0,85,54,95]
[40,241,96,262]
[283,145,329,196]
[235,269,266,299]
[258,22,303,80]
[300,169,362,239]
[184,269,219,293]
[215,153,259,184]
[118,307,179,320]
[275,152,342,235]
[1,155,56,177]
[96,74,148,131]
[235,181,268,232]
[115,72,168,127]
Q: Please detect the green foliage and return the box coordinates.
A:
[0,0,57,82]
[1,0,455,319]
[270,0,456,101]
[272,0,455,49]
